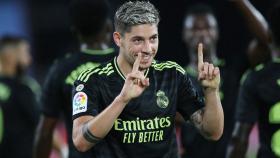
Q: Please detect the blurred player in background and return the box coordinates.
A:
[178,4,243,158]
[227,0,280,157]
[0,35,39,158]
[33,0,115,158]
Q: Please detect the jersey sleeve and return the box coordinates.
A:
[40,63,63,118]
[72,75,101,120]
[235,71,258,123]
[177,72,204,121]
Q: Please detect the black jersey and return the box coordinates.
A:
[235,58,280,158]
[72,57,204,158]
[0,76,39,158]
[41,48,115,158]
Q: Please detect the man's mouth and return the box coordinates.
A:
[135,52,153,61]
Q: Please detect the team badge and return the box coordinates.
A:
[156,90,169,108]
[73,92,88,115]
[76,84,84,91]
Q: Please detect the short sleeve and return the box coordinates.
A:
[235,71,258,123]
[72,76,101,120]
[40,64,63,118]
[177,73,204,120]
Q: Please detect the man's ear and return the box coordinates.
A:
[113,32,122,47]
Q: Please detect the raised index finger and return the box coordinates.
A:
[132,53,141,72]
[197,43,204,69]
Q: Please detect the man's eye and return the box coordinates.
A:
[150,37,158,43]
[133,39,143,44]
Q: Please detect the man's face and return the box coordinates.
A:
[16,42,32,73]
[183,13,218,51]
[115,24,159,70]
[0,48,17,67]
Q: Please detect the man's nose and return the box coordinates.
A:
[196,29,208,37]
[142,41,152,53]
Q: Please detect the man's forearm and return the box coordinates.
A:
[33,116,57,158]
[190,88,223,140]
[87,95,128,138]
[226,122,252,158]
[33,134,53,158]
[73,95,128,152]
[226,136,248,158]
[201,88,224,140]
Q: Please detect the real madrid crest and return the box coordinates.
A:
[156,90,169,108]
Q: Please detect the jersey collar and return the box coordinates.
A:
[113,57,150,81]
[81,48,114,55]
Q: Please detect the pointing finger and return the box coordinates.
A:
[197,43,204,70]
[132,53,141,73]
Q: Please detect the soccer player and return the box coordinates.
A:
[33,0,115,158]
[178,4,243,158]
[226,1,280,158]
[0,36,39,158]
[72,1,224,157]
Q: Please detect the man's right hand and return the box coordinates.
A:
[197,43,220,90]
[118,53,150,103]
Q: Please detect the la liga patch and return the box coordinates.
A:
[73,92,88,115]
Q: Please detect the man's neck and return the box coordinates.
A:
[80,42,109,50]
[116,55,133,77]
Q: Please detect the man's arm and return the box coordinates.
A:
[190,88,224,140]
[190,43,224,140]
[33,116,58,158]
[231,0,271,45]
[226,69,258,158]
[72,53,149,152]
[231,0,272,67]
[226,122,253,158]
[72,95,129,152]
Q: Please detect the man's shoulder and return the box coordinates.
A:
[19,75,41,94]
[0,77,13,102]
[151,60,185,74]
[239,63,267,87]
[50,52,86,70]
[76,59,115,83]
[47,52,114,84]
[245,62,271,79]
[51,50,115,71]
[46,53,78,75]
